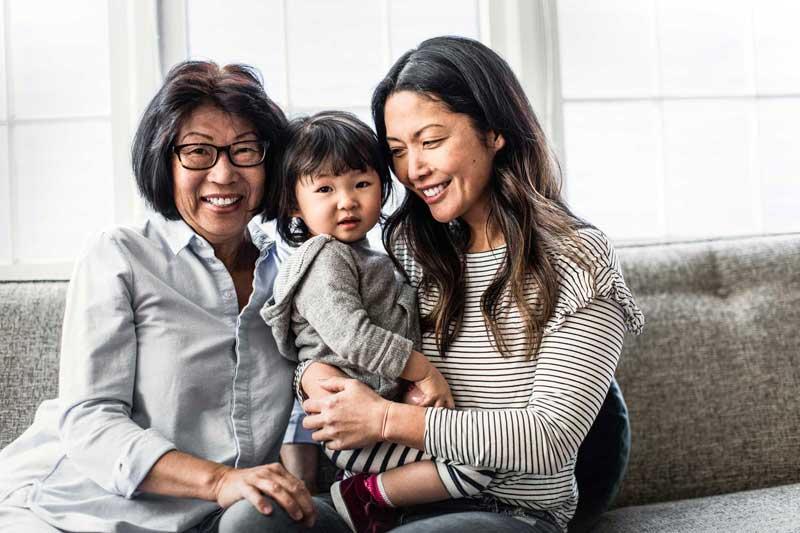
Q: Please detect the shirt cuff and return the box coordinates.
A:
[378,334,414,380]
[293,360,315,402]
[112,428,176,498]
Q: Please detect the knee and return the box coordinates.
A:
[217,498,300,533]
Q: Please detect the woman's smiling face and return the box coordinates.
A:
[171,104,265,247]
[384,90,504,230]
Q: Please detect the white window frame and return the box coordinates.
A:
[479,0,564,160]
[0,0,160,281]
[0,0,558,281]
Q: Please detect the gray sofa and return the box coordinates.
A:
[2,233,799,532]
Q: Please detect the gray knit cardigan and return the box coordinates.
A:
[260,234,421,398]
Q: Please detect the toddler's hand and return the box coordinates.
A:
[414,366,454,408]
[401,383,426,406]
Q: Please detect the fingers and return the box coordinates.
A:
[430,392,455,408]
[302,412,324,431]
[252,465,316,524]
[316,375,351,393]
[303,411,335,444]
[302,398,323,415]
[445,393,455,409]
[241,484,271,515]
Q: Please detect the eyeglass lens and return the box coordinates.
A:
[177,141,265,169]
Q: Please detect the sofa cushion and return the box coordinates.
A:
[569,378,630,533]
[0,281,66,449]
[592,482,800,533]
[613,234,800,506]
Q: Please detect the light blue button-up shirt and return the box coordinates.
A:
[0,216,296,532]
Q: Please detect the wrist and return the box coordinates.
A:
[382,402,426,450]
[208,463,233,502]
[379,401,392,440]
[400,351,431,382]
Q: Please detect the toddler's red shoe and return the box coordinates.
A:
[330,473,398,533]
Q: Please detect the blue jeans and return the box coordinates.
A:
[309,493,560,533]
[207,495,350,533]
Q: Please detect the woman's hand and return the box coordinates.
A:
[414,365,455,408]
[302,377,388,450]
[212,463,316,527]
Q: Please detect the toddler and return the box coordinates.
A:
[261,111,493,532]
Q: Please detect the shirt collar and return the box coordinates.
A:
[153,215,275,256]
[154,215,197,255]
[248,218,275,253]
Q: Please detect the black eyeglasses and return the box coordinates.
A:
[173,140,268,170]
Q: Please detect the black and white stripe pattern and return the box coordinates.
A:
[395,228,642,531]
[323,442,495,499]
[295,228,642,531]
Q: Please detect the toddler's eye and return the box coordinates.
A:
[356,181,372,189]
[315,186,333,193]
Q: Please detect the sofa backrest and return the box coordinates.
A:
[614,233,800,507]
[1,233,799,508]
[0,281,65,448]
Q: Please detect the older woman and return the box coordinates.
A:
[0,61,337,532]
[301,37,644,533]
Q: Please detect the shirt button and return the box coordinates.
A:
[224,290,235,300]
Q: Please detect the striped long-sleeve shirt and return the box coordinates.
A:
[395,227,644,531]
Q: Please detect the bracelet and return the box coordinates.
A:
[380,402,392,441]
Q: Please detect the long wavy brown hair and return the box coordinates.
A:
[373,36,591,359]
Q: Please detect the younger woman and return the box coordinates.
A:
[300,36,646,533]
[260,111,494,532]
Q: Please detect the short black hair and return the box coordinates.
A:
[271,110,392,245]
[131,60,287,220]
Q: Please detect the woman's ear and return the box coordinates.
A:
[489,131,506,152]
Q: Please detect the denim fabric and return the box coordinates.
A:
[305,493,562,533]
[394,495,561,533]
[283,399,316,445]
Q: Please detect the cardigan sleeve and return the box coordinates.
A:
[293,242,414,380]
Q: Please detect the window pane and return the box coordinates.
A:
[558,0,658,99]
[757,98,800,232]
[657,0,755,97]
[753,0,800,94]
[564,101,662,241]
[662,100,756,238]
[389,0,479,62]
[287,0,384,108]
[13,120,114,261]
[0,0,6,121]
[9,0,111,118]
[0,126,9,263]
[188,0,288,106]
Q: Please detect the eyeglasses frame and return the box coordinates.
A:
[172,140,269,170]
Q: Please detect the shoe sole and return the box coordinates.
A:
[330,480,357,533]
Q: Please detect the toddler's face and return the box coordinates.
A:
[293,168,382,243]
